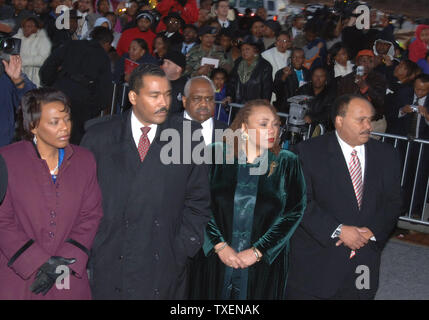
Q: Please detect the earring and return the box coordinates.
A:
[241,132,249,141]
[33,136,37,145]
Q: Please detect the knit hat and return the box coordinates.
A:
[164,50,186,70]
[136,10,154,24]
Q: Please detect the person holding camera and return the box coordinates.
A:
[337,50,387,134]
[0,55,36,147]
[395,74,429,217]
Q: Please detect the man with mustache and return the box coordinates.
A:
[287,95,401,300]
[81,64,211,299]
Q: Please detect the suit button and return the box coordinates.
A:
[119,255,124,260]
[154,219,160,227]
[154,289,159,296]
[154,253,159,261]
[48,232,54,238]
[190,237,196,242]
[50,221,56,227]
[50,211,56,218]
[115,287,122,293]
[125,220,129,228]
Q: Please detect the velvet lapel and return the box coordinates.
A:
[327,134,360,223]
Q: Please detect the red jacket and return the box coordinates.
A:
[116,27,157,57]
[409,24,429,63]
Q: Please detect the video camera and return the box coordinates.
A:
[0,36,21,76]
[333,0,368,19]
[280,95,314,146]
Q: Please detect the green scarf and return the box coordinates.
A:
[238,56,258,84]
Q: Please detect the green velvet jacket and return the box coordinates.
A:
[189,143,306,300]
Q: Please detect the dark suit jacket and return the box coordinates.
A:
[273,67,310,113]
[392,92,429,139]
[385,82,415,134]
[169,112,229,145]
[80,110,211,299]
[160,31,184,47]
[287,133,401,299]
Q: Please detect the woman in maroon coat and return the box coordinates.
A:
[0,88,103,299]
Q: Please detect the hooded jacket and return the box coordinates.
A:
[409,24,429,63]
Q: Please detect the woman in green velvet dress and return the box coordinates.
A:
[190,99,306,300]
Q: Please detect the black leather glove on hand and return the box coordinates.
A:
[30,256,76,296]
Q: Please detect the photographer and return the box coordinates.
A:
[0,55,36,147]
[395,74,429,216]
[337,49,387,134]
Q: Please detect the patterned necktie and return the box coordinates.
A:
[138,127,151,162]
[349,149,363,209]
[348,149,362,259]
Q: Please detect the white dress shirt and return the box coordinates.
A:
[184,111,213,146]
[336,131,366,183]
[131,111,157,148]
[331,131,375,241]
[218,18,229,28]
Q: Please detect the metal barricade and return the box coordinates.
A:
[371,132,429,225]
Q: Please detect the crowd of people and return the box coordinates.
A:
[0,0,428,301]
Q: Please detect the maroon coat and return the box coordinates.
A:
[0,141,103,299]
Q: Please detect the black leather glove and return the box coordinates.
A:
[30,256,76,296]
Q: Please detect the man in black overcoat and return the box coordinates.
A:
[81,64,211,299]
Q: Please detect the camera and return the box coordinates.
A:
[0,36,21,55]
[333,0,368,19]
[410,105,419,113]
[0,36,21,76]
[280,95,314,146]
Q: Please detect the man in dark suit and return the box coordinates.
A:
[394,74,429,216]
[159,12,185,47]
[80,64,211,299]
[287,94,402,300]
[178,75,228,146]
[273,47,310,113]
[214,0,238,35]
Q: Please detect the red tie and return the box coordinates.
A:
[348,149,363,259]
[138,127,151,162]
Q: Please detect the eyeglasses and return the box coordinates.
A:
[190,96,215,103]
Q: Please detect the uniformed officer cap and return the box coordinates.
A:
[198,25,217,37]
